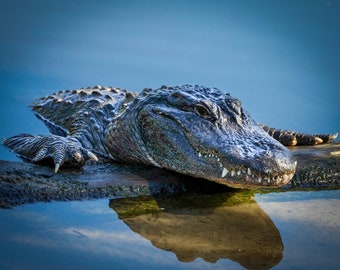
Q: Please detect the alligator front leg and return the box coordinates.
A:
[3,134,98,172]
[260,125,338,146]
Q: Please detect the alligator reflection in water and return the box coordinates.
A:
[110,192,283,270]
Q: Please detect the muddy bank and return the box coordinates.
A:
[0,142,339,208]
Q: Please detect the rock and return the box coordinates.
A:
[0,142,339,208]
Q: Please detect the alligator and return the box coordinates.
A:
[3,85,338,189]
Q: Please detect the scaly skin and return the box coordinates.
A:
[3,85,338,189]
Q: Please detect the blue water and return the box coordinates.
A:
[0,1,339,269]
[0,0,339,161]
[0,191,339,270]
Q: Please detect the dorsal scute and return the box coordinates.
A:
[142,84,225,101]
[32,86,137,136]
[33,86,128,109]
[139,85,232,112]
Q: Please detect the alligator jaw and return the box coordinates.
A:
[218,167,295,188]
[196,150,296,188]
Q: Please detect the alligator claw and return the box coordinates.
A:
[86,150,99,162]
[3,134,98,172]
[55,163,61,173]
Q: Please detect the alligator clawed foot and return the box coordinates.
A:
[287,132,338,146]
[312,133,338,144]
[3,134,98,172]
[261,125,338,146]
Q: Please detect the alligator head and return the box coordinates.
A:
[106,85,296,189]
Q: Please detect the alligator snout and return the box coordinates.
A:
[249,145,297,186]
[216,135,297,188]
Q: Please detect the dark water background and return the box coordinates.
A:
[0,1,339,269]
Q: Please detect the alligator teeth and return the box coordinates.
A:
[197,150,290,183]
[222,167,228,177]
[197,151,219,159]
[264,169,271,174]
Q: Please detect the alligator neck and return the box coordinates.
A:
[72,114,112,160]
[104,112,160,166]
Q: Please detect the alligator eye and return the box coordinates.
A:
[195,104,213,119]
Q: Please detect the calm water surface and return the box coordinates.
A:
[0,1,339,269]
[0,190,339,270]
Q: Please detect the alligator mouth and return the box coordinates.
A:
[195,150,296,188]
